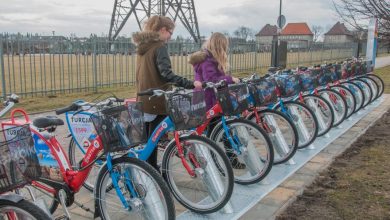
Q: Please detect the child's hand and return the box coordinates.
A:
[194,81,203,89]
[232,77,240,83]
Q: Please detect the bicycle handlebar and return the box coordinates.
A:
[55,97,124,115]
[55,103,79,115]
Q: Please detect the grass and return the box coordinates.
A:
[372,65,390,94]
[14,86,137,114]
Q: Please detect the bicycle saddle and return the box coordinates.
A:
[33,116,64,128]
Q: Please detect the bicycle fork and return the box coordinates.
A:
[258,112,296,164]
[280,102,312,146]
[107,154,164,219]
[174,132,233,213]
[221,117,265,175]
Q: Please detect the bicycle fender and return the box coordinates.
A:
[0,194,24,203]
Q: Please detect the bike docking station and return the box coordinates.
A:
[177,96,384,220]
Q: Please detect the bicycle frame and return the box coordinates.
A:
[194,103,244,155]
[1,109,102,194]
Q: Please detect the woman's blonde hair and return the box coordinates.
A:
[143,15,175,32]
[204,32,229,72]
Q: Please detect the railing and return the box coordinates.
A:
[0,36,362,97]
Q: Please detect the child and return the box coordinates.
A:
[189,32,240,110]
[188,32,244,169]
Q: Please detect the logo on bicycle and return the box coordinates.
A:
[162,122,168,128]
[93,140,100,148]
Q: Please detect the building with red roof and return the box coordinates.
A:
[279,22,313,49]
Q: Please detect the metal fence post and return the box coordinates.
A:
[0,38,6,99]
[92,40,98,93]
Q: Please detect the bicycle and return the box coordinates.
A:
[68,87,235,214]
[188,80,275,184]
[265,70,320,149]
[0,94,51,220]
[240,74,299,164]
[136,86,234,214]
[4,97,175,220]
[289,66,348,128]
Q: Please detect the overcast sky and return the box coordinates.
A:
[0,0,345,38]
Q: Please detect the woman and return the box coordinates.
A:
[133,15,201,169]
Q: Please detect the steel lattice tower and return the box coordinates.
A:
[109,0,201,42]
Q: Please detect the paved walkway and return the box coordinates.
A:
[374,56,390,69]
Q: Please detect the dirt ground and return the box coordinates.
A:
[277,110,390,220]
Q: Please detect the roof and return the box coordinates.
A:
[255,24,278,36]
[281,23,313,35]
[325,22,353,36]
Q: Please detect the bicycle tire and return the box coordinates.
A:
[0,198,51,220]
[330,85,356,119]
[95,157,175,220]
[359,76,379,102]
[351,79,372,108]
[341,81,365,113]
[246,109,298,165]
[367,74,384,99]
[275,101,319,149]
[161,134,234,214]
[317,89,347,127]
[302,94,334,136]
[209,118,275,182]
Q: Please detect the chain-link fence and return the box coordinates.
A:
[0,35,362,97]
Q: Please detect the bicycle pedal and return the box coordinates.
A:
[55,215,69,220]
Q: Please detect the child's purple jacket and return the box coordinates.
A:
[188,50,233,110]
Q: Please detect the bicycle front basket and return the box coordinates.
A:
[248,78,278,106]
[166,90,207,130]
[0,124,41,194]
[298,70,318,92]
[331,64,342,81]
[91,104,146,153]
[275,74,301,97]
[217,83,250,116]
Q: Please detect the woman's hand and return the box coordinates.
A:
[232,77,240,83]
[194,81,203,89]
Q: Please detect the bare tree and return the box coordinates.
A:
[312,25,324,42]
[233,26,254,41]
[333,0,390,45]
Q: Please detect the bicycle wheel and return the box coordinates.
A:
[317,89,347,127]
[161,134,234,214]
[95,157,175,220]
[247,109,298,165]
[14,185,58,214]
[367,74,384,99]
[209,118,274,183]
[359,76,379,102]
[302,94,334,136]
[68,138,102,192]
[341,81,365,112]
[351,79,372,108]
[0,198,51,220]
[275,101,319,149]
[330,85,356,119]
